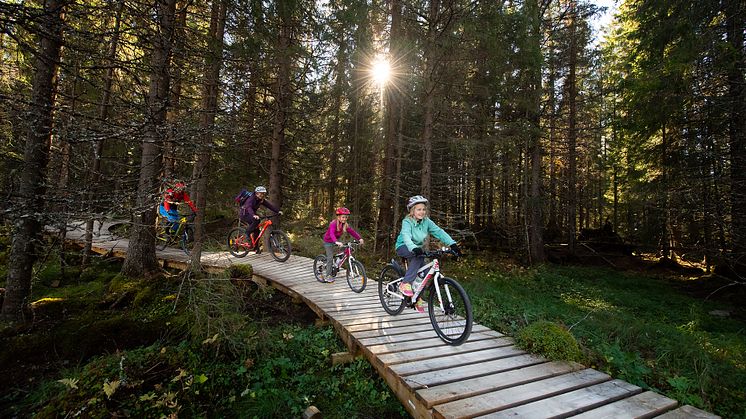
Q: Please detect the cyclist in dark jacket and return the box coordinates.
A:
[240,186,281,246]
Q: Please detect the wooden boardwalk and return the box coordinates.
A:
[66,221,719,419]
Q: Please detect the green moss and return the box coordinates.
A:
[132,286,156,308]
[515,320,584,362]
[226,263,253,278]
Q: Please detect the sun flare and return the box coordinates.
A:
[370,56,391,87]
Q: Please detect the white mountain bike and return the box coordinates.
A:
[377,248,473,345]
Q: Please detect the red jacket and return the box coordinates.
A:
[163,189,197,213]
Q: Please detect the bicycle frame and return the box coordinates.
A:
[235,217,273,249]
[332,243,357,272]
[387,257,451,312]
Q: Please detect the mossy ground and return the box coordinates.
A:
[0,256,405,418]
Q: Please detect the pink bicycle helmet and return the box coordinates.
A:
[336,207,351,215]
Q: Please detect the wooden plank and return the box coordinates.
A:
[477,379,641,418]
[569,390,678,418]
[431,368,609,418]
[345,317,434,333]
[402,351,539,389]
[360,329,497,354]
[390,344,521,376]
[337,311,423,326]
[656,405,721,419]
[354,323,490,340]
[377,337,514,366]
[357,325,491,347]
[417,361,583,408]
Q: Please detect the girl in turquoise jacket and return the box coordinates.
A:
[395,195,461,312]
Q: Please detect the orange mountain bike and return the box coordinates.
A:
[226,214,291,262]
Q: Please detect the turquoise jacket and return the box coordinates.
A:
[395,216,455,251]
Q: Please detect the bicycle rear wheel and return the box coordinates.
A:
[180,225,194,255]
[269,230,291,262]
[428,277,472,345]
[346,260,367,293]
[227,227,250,258]
[313,255,327,283]
[155,224,169,251]
[378,265,405,315]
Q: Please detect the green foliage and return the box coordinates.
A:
[515,320,583,362]
[2,255,404,418]
[226,263,253,278]
[455,259,746,418]
[596,342,651,387]
[182,277,257,356]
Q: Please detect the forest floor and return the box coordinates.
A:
[0,256,406,418]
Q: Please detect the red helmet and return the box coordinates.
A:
[172,181,186,192]
[335,207,351,215]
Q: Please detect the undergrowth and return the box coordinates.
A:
[450,256,746,418]
[0,256,405,418]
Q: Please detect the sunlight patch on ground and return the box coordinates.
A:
[561,292,617,312]
[31,297,64,307]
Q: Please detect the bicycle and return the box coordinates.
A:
[313,241,367,292]
[156,214,194,255]
[377,248,473,345]
[226,214,292,262]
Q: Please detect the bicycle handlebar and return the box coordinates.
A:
[423,247,460,258]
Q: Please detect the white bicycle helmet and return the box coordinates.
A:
[254,186,267,193]
[407,195,428,210]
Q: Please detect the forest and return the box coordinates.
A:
[2,0,744,320]
[1,0,745,416]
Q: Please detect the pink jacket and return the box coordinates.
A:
[323,220,362,243]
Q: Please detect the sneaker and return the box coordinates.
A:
[399,282,414,297]
[325,275,335,283]
[414,300,425,313]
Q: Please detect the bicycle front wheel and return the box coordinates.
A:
[269,230,291,262]
[378,265,405,315]
[227,227,249,258]
[428,277,473,345]
[313,255,327,283]
[346,260,367,293]
[180,226,194,256]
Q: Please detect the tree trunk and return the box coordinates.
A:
[190,0,227,269]
[375,0,403,253]
[269,2,293,215]
[524,0,545,263]
[661,123,671,259]
[327,38,346,216]
[121,0,177,278]
[163,2,187,178]
[83,0,124,267]
[726,0,746,260]
[567,0,578,252]
[547,38,558,235]
[2,0,65,322]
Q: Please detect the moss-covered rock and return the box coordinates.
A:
[515,320,584,362]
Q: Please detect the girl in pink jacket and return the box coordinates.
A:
[322,207,364,282]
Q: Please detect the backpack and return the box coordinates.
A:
[234,188,253,206]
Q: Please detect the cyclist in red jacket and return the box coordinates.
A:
[159,181,197,232]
